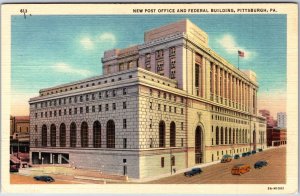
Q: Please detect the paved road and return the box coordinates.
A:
[148,146,286,184]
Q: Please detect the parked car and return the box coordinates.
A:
[242,153,248,157]
[246,152,251,156]
[34,176,55,183]
[254,161,268,169]
[231,164,251,175]
[221,155,232,163]
[258,148,263,152]
[251,150,257,154]
[184,168,202,177]
[234,154,240,159]
[10,165,19,173]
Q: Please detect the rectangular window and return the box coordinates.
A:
[123,119,127,129]
[35,125,37,132]
[64,98,66,104]
[86,106,89,113]
[174,107,177,113]
[150,138,153,148]
[161,157,165,168]
[45,112,47,117]
[169,106,172,112]
[105,91,109,98]
[164,105,166,112]
[150,102,152,109]
[123,102,127,109]
[113,90,116,97]
[181,108,184,115]
[123,138,127,149]
[181,138,184,147]
[92,94,95,100]
[59,110,61,116]
[123,88,127,95]
[80,107,83,114]
[98,105,102,112]
[86,94,89,101]
[92,105,95,112]
[64,109,67,115]
[41,112,43,118]
[158,104,161,111]
[54,110,57,117]
[105,104,109,111]
[74,108,77,114]
[69,108,72,115]
[150,119,152,129]
[181,122,184,130]
[113,103,116,110]
[99,92,102,99]
[59,99,61,105]
[80,96,83,102]
[74,96,77,103]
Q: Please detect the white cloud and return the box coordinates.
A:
[217,34,255,60]
[97,32,117,46]
[79,32,116,50]
[80,37,94,50]
[52,62,92,77]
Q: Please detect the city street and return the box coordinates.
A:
[148,146,286,184]
[10,146,285,184]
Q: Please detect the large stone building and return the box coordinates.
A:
[10,116,30,153]
[29,19,266,179]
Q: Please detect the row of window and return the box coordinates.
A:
[37,120,182,149]
[40,75,133,96]
[213,126,249,145]
[149,88,185,103]
[212,115,248,125]
[36,88,127,109]
[35,102,127,118]
[212,105,249,120]
[149,102,184,114]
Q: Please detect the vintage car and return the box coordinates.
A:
[34,176,55,183]
[251,150,257,154]
[231,164,251,175]
[221,155,232,163]
[184,168,203,177]
[242,153,248,157]
[234,154,240,159]
[254,161,268,169]
[258,148,263,152]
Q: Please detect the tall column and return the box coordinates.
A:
[216,65,220,100]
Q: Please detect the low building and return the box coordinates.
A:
[29,19,266,179]
[267,127,287,146]
[10,116,30,153]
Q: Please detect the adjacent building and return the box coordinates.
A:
[267,127,287,146]
[277,112,287,129]
[259,109,277,127]
[10,116,30,153]
[29,19,266,179]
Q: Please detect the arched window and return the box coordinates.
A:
[221,127,224,144]
[70,122,77,147]
[233,129,235,144]
[216,126,219,145]
[225,128,228,144]
[50,124,56,147]
[195,126,203,164]
[42,125,47,147]
[81,122,88,147]
[93,121,101,148]
[159,121,166,148]
[229,128,232,144]
[59,123,66,147]
[170,121,176,147]
[107,120,115,148]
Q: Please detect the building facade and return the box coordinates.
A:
[29,19,266,179]
[259,109,277,127]
[277,112,287,128]
[10,116,30,153]
[267,127,287,146]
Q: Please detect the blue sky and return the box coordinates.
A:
[11,14,286,116]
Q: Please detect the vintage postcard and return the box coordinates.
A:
[1,3,298,194]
